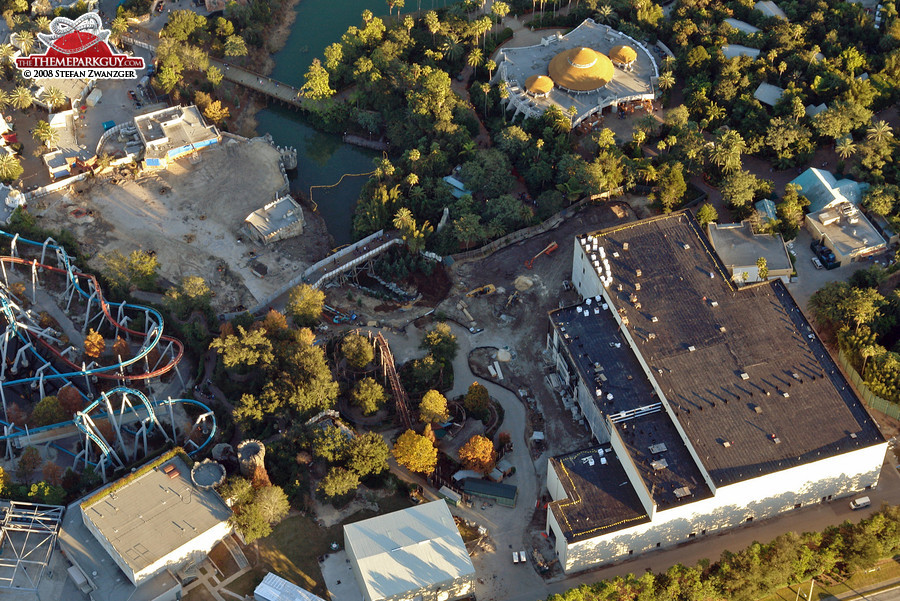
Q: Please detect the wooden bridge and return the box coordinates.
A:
[122,27,304,109]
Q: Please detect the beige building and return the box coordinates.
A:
[244,195,304,245]
[707,221,793,284]
[806,204,886,264]
[344,501,475,601]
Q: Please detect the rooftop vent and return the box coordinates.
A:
[709,271,715,278]
[722,441,732,448]
[674,487,691,498]
[167,469,180,479]
[623,242,629,250]
[613,251,620,258]
[688,345,696,352]
[719,326,727,333]
[651,316,658,323]
[710,300,719,307]
[682,243,690,250]
[782,391,790,398]
[740,372,749,380]
[753,405,763,414]
[163,464,176,474]
[635,283,641,291]
[850,432,858,439]
[771,435,781,444]
[635,269,642,277]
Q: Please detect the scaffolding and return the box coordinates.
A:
[0,501,63,593]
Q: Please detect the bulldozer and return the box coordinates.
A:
[466,284,496,298]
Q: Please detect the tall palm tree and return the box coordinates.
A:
[10,86,33,111]
[441,35,463,61]
[35,16,51,32]
[42,87,66,112]
[596,4,617,24]
[867,120,893,144]
[481,82,491,116]
[836,136,857,160]
[485,59,496,80]
[467,48,484,77]
[710,128,746,173]
[111,17,128,39]
[657,71,675,91]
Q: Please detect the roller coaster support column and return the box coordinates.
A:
[2,422,12,460]
[39,237,56,267]
[10,343,32,375]
[31,364,49,399]
[30,261,38,305]
[8,234,19,271]
[0,330,10,381]
[100,392,126,459]
[82,289,98,333]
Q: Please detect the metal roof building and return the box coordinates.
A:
[344,500,475,601]
[707,221,793,284]
[135,105,219,168]
[255,572,328,601]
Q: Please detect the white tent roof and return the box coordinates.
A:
[255,573,328,601]
[755,1,787,19]
[344,501,475,601]
[753,82,785,106]
[721,45,761,59]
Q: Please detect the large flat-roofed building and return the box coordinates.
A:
[545,212,887,573]
[344,500,475,601]
[135,105,219,169]
[61,452,232,598]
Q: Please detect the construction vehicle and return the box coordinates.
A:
[524,242,559,269]
[505,290,520,309]
[466,284,496,298]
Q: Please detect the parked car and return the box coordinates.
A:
[850,496,871,510]
[811,257,823,270]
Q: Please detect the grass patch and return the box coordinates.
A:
[223,494,415,599]
[757,558,900,601]
[184,584,218,601]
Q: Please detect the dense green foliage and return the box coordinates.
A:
[809,268,900,401]
[220,476,291,543]
[549,505,900,601]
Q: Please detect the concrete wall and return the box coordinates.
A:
[728,265,792,284]
[133,520,232,585]
[556,441,886,573]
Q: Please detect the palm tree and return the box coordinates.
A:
[710,128,746,173]
[836,136,857,160]
[0,90,9,110]
[406,173,419,190]
[15,31,34,56]
[597,4,617,24]
[485,59,496,80]
[867,120,893,144]
[10,86,33,111]
[111,17,128,39]
[498,85,509,122]
[657,71,675,91]
[35,16,51,32]
[441,35,463,61]
[424,10,440,43]
[491,1,510,32]
[32,120,53,145]
[0,154,23,183]
[42,87,66,112]
[0,44,14,65]
[467,48,484,77]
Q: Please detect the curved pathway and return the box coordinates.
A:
[375,322,547,601]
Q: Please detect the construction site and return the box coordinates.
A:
[29,136,332,312]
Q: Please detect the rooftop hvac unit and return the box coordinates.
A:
[719,326,727,333]
[722,441,731,448]
[623,242,629,250]
[682,243,690,250]
[709,271,715,278]
[688,345,696,352]
[740,372,749,380]
[754,405,762,414]
[613,251,620,258]
[635,283,641,290]
[850,432,858,439]
[710,301,719,307]
[636,269,642,277]
[651,316,658,322]
[782,391,789,398]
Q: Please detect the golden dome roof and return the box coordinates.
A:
[609,45,637,65]
[548,46,614,92]
[525,74,554,95]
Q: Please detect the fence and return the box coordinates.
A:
[26,172,91,201]
[838,349,900,421]
[449,188,623,266]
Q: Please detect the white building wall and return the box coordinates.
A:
[557,441,886,573]
[133,520,232,585]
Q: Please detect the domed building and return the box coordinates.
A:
[525,74,554,97]
[608,44,638,69]
[548,47,615,93]
[497,19,659,126]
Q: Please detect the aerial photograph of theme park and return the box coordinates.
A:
[0,0,899,600]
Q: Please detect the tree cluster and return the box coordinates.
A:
[218,475,290,543]
[549,505,900,601]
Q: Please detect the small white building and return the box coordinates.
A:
[344,501,476,601]
[244,195,304,245]
[135,105,220,169]
[255,572,328,601]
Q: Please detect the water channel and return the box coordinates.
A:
[254,0,386,245]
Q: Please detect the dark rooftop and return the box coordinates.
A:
[549,447,649,543]
[583,212,884,487]
[549,302,713,508]
[462,478,518,501]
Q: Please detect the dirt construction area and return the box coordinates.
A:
[31,137,333,311]
[442,198,640,459]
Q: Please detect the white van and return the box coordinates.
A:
[850,496,871,510]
